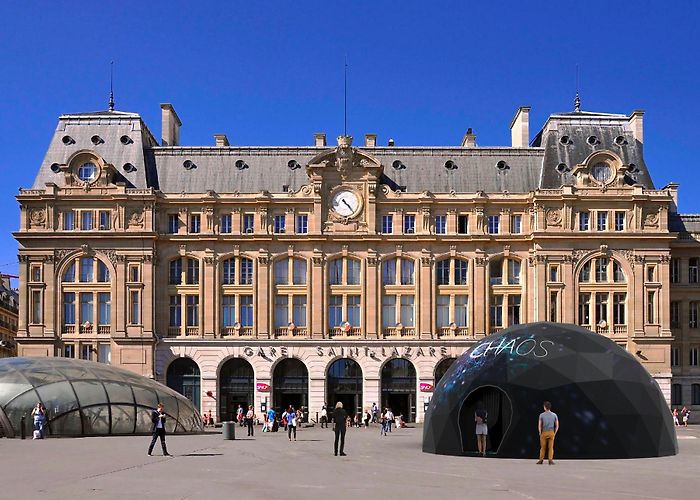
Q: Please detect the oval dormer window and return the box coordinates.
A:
[591,162,612,184]
[77,162,98,182]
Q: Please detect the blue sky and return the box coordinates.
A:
[0,0,698,277]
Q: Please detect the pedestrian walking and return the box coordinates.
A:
[245,405,255,436]
[372,402,378,423]
[321,405,328,428]
[380,410,388,436]
[681,406,690,427]
[475,407,488,457]
[333,402,348,456]
[537,401,559,465]
[147,403,170,456]
[31,402,46,439]
[287,405,297,441]
[385,408,394,433]
[364,410,371,428]
[672,408,679,426]
[237,404,244,426]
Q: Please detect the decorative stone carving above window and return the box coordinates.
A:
[127,209,145,228]
[28,208,46,228]
[545,208,562,227]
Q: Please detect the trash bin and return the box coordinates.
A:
[222,421,235,440]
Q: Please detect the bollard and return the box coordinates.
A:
[222,421,235,440]
[20,415,26,440]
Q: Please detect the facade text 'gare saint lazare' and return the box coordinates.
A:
[14,101,700,423]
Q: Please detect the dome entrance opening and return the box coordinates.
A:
[459,385,512,454]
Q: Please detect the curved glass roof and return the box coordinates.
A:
[0,357,203,438]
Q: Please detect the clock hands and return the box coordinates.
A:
[342,199,353,211]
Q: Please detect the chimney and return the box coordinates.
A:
[214,134,230,147]
[314,133,326,147]
[461,128,477,147]
[364,134,377,147]
[510,106,531,148]
[387,138,395,147]
[629,110,644,144]
[160,103,182,146]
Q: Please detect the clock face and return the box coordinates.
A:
[331,190,361,217]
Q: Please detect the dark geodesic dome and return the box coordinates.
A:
[423,322,677,459]
[0,357,204,438]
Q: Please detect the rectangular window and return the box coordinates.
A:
[646,265,657,282]
[129,265,140,283]
[98,210,111,230]
[578,293,591,325]
[403,214,416,234]
[222,296,236,327]
[490,296,503,328]
[292,259,306,285]
[579,212,589,231]
[329,295,343,328]
[595,293,609,325]
[129,291,139,325]
[167,214,179,234]
[596,211,608,231]
[80,292,93,324]
[672,384,682,406]
[507,259,521,285]
[64,344,75,358]
[295,214,308,234]
[436,260,450,285]
[80,344,92,361]
[274,260,289,285]
[691,348,699,367]
[273,215,286,234]
[671,301,681,328]
[275,295,289,328]
[671,258,681,284]
[347,295,361,327]
[64,211,75,230]
[189,214,201,233]
[292,295,307,327]
[186,295,199,327]
[457,215,469,234]
[31,290,42,324]
[98,292,111,325]
[614,211,625,231]
[454,260,468,285]
[81,211,94,231]
[595,258,608,282]
[400,295,415,327]
[508,295,521,326]
[690,302,698,329]
[671,347,680,367]
[329,259,343,285]
[549,265,559,282]
[511,215,522,234]
[436,295,450,329]
[690,258,698,284]
[549,291,559,322]
[487,215,500,234]
[382,259,396,285]
[220,214,232,233]
[613,293,626,325]
[347,260,360,285]
[647,291,656,324]
[240,259,253,285]
[30,265,42,282]
[455,295,469,327]
[169,296,181,327]
[240,295,253,327]
[382,295,396,328]
[63,292,76,325]
[242,214,254,234]
[435,215,447,234]
[186,259,199,285]
[400,259,414,285]
[169,259,182,285]
[98,344,111,364]
[97,261,110,283]
[382,215,393,234]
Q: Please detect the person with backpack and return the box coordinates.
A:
[475,407,488,456]
[245,405,255,437]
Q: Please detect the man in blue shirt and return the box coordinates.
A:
[537,401,559,465]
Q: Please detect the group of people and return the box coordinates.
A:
[672,406,691,427]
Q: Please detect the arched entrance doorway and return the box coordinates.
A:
[327,358,363,418]
[273,358,308,414]
[166,358,201,412]
[434,357,456,386]
[219,358,254,422]
[459,386,512,455]
[381,358,416,422]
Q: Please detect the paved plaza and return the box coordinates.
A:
[0,424,698,499]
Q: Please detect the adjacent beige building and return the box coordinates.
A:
[14,102,700,422]
[0,276,18,358]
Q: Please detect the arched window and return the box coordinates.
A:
[220,257,255,336]
[328,257,362,337]
[382,257,414,285]
[273,257,308,337]
[166,358,201,412]
[274,257,307,286]
[488,257,522,333]
[61,255,112,338]
[577,256,628,335]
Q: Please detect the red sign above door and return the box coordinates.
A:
[420,383,434,392]
[256,382,270,392]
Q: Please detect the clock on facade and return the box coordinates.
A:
[331,189,361,218]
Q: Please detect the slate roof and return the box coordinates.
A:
[669,214,700,233]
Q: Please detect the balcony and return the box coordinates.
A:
[167,326,179,337]
[438,326,470,338]
[222,326,254,337]
[489,327,504,335]
[383,326,417,338]
[97,325,111,335]
[79,325,93,334]
[328,326,363,338]
[274,326,309,338]
[62,325,76,335]
[185,326,199,336]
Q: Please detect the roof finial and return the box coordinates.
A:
[343,54,348,137]
[574,64,581,112]
[108,60,115,112]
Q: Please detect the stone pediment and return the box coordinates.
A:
[306,136,382,179]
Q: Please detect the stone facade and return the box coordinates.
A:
[0,277,18,358]
[14,104,700,422]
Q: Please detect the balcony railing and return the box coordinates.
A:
[185,326,199,336]
[438,326,470,337]
[62,325,76,334]
[222,326,254,337]
[97,325,110,335]
[167,326,179,337]
[79,325,93,334]
[274,327,309,338]
[583,324,628,335]
[328,326,363,338]
[383,326,417,338]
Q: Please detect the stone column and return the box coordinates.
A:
[203,253,216,338]
[142,254,154,337]
[311,253,324,339]
[419,254,432,339]
[473,256,487,337]
[366,254,379,339]
[256,253,270,338]
[44,255,56,336]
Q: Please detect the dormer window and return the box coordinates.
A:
[591,162,612,184]
[77,162,98,182]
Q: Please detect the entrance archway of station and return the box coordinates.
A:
[166,357,201,412]
[272,358,308,415]
[326,358,363,419]
[459,386,512,455]
[381,358,417,422]
[434,357,457,386]
[219,358,254,423]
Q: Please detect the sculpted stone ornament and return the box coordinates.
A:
[127,208,145,228]
[29,208,46,227]
[335,136,354,179]
[545,208,562,227]
[643,210,659,229]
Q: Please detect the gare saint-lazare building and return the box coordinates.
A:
[13,99,700,423]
